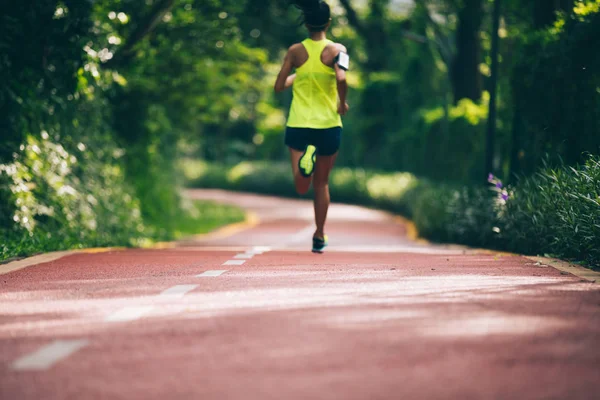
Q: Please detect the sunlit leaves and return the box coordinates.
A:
[573,0,600,17]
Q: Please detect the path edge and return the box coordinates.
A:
[524,256,599,283]
[398,217,599,283]
[0,210,259,276]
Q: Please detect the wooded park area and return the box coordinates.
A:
[1,0,599,266]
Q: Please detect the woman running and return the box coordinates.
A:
[274,0,349,253]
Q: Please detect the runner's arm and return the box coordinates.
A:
[335,63,347,105]
[334,45,349,115]
[274,48,295,93]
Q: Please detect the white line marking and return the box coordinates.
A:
[233,253,254,259]
[196,270,228,277]
[11,340,89,371]
[223,260,245,266]
[105,306,154,322]
[250,246,271,254]
[159,285,198,298]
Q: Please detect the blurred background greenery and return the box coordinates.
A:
[1,1,599,265]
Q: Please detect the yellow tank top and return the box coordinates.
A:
[286,38,342,129]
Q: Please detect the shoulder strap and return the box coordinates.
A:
[302,39,329,57]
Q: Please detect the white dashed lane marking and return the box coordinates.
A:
[159,284,199,298]
[223,259,245,266]
[223,247,271,264]
[196,270,228,277]
[233,253,254,259]
[105,306,154,322]
[250,246,271,254]
[10,246,272,371]
[11,340,89,371]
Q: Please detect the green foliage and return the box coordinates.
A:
[103,0,270,230]
[500,156,600,264]
[0,133,246,262]
[0,1,93,164]
[510,1,600,174]
[348,95,488,182]
[165,198,246,240]
[334,0,599,182]
[0,133,144,260]
[409,184,498,246]
[0,1,257,261]
[183,154,600,269]
[401,97,488,182]
[2,0,599,266]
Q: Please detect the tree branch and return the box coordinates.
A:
[413,0,454,68]
[340,0,427,44]
[401,30,428,43]
[338,0,369,39]
[105,0,175,67]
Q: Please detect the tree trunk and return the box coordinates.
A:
[339,0,392,167]
[451,0,483,103]
[365,0,389,71]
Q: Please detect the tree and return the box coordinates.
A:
[452,0,483,102]
[412,0,483,103]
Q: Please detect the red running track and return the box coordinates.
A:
[1,190,599,400]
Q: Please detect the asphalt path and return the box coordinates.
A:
[1,190,599,399]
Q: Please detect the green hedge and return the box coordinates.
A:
[182,155,600,269]
[0,135,246,262]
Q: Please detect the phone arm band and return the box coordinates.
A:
[335,52,349,71]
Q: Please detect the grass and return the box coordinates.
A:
[169,199,246,239]
[0,199,246,263]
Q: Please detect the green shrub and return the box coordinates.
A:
[501,156,600,265]
[408,184,453,240]
[0,136,247,262]
[0,134,144,260]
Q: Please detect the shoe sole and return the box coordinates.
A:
[299,145,316,177]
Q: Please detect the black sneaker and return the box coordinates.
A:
[312,235,328,253]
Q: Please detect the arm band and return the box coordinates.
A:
[335,52,350,71]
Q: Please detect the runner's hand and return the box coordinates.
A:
[338,102,349,116]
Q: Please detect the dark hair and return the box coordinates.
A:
[293,0,331,32]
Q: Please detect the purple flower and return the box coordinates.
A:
[501,191,509,201]
[488,173,494,182]
[495,181,503,189]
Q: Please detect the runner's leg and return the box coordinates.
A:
[312,153,337,239]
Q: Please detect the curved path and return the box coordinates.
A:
[1,189,599,399]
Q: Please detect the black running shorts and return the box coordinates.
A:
[284,126,342,156]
